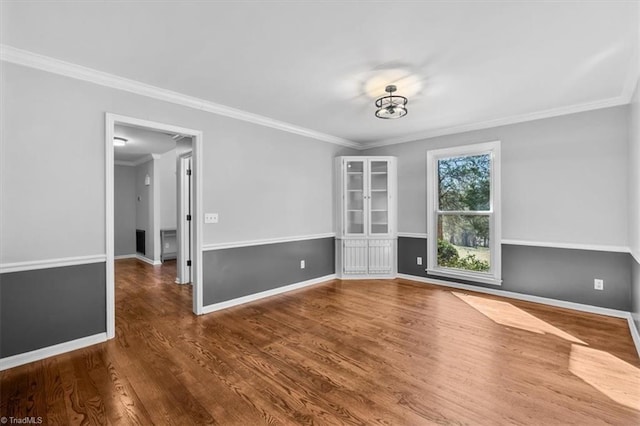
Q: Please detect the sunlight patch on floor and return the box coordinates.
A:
[569,344,640,411]
[452,292,586,344]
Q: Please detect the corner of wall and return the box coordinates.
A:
[628,74,640,337]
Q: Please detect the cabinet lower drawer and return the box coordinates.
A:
[339,238,395,276]
[343,239,368,274]
[367,239,393,274]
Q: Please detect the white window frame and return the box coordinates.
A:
[426,141,502,286]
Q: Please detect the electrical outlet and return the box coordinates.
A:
[204,213,219,223]
[594,279,604,291]
[300,260,305,269]
[417,257,423,265]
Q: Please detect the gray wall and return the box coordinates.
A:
[629,77,640,331]
[363,106,629,248]
[114,165,136,256]
[0,263,106,357]
[397,237,631,311]
[203,238,334,305]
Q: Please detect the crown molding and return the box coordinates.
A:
[2,44,635,151]
[0,44,360,149]
[361,95,630,149]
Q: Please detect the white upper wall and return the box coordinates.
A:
[156,149,177,230]
[363,106,629,248]
[0,63,355,264]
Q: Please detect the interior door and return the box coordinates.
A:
[177,153,193,284]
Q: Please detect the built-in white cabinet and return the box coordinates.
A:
[335,156,397,278]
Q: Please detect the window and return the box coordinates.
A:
[427,141,501,285]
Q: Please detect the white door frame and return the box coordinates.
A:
[177,152,193,284]
[105,113,204,340]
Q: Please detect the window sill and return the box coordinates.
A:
[425,268,502,286]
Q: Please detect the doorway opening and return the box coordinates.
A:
[106,113,204,340]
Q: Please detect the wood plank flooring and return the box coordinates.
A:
[2,258,639,425]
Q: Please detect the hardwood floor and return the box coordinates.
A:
[2,259,639,425]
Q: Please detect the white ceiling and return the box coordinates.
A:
[114,125,177,164]
[2,1,638,148]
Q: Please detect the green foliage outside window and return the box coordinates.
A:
[437,239,490,272]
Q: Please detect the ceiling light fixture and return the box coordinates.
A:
[113,136,128,147]
[375,85,408,119]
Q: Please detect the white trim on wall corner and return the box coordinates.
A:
[0,255,107,274]
[202,274,336,314]
[397,232,428,239]
[0,333,107,371]
[630,250,640,265]
[0,44,359,149]
[396,273,630,319]
[501,239,630,253]
[135,254,162,266]
[114,254,137,260]
[203,233,336,251]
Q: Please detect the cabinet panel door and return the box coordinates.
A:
[368,160,390,235]
[345,159,367,236]
[343,239,368,274]
[368,239,393,274]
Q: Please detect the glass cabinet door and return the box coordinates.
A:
[345,160,365,235]
[369,160,389,234]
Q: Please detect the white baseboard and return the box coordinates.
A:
[396,273,630,319]
[0,333,107,371]
[202,274,336,314]
[338,274,396,280]
[114,254,137,260]
[136,254,161,266]
[628,315,640,358]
